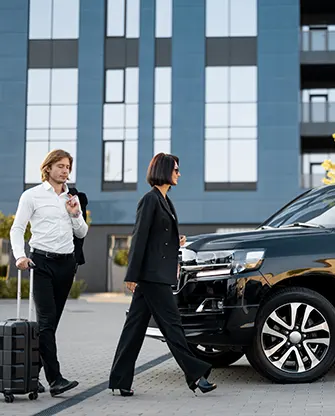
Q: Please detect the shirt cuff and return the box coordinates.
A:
[71,213,85,226]
[15,252,27,261]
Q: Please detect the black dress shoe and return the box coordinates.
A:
[112,388,134,397]
[190,377,217,394]
[50,377,79,397]
[38,381,46,393]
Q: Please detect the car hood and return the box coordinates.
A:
[185,227,331,251]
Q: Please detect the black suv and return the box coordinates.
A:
[146,185,335,384]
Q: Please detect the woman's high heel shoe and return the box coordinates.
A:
[190,377,217,394]
[112,388,134,397]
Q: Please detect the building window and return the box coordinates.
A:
[25,0,80,185]
[26,69,78,183]
[301,153,330,188]
[155,0,172,38]
[301,26,335,52]
[301,89,335,123]
[204,0,257,190]
[154,68,172,155]
[204,66,257,188]
[29,0,80,39]
[153,0,172,156]
[106,0,140,38]
[103,68,139,187]
[103,0,140,190]
[206,0,257,38]
[105,70,125,103]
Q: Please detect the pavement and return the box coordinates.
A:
[1,295,335,416]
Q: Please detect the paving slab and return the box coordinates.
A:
[1,297,335,416]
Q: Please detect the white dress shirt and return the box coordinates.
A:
[10,181,88,260]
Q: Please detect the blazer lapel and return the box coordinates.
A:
[166,195,178,226]
[152,187,178,225]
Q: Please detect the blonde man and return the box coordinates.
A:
[10,149,88,397]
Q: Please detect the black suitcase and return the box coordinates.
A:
[0,268,40,403]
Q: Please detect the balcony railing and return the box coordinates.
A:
[301,173,326,189]
[301,30,335,52]
[301,102,335,123]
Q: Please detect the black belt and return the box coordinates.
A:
[32,249,74,259]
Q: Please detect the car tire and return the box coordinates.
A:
[188,343,244,367]
[246,286,335,383]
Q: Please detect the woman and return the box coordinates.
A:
[109,153,217,396]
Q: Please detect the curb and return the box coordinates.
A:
[80,292,132,303]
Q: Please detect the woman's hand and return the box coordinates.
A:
[125,282,137,293]
[179,235,186,246]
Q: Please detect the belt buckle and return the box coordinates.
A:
[45,252,54,259]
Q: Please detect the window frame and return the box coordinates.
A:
[104,69,126,104]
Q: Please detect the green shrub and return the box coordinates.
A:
[0,277,30,299]
[69,280,87,299]
[0,277,87,299]
[114,249,129,267]
[0,265,7,276]
[6,278,30,299]
[0,277,9,298]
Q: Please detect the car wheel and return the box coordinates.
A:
[188,343,244,367]
[246,287,335,383]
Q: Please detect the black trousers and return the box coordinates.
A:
[109,281,211,389]
[31,252,76,384]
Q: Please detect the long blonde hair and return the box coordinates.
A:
[40,149,73,182]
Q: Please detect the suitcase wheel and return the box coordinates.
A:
[29,392,38,401]
[4,393,14,403]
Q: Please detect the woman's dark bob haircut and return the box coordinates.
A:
[146,153,179,187]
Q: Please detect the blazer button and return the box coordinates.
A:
[165,228,168,231]
[165,242,168,246]
[162,255,166,259]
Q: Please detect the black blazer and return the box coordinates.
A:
[125,187,180,285]
[68,187,88,265]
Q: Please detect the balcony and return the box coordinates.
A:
[301,173,326,189]
[301,102,335,136]
[301,29,335,65]
[301,101,335,122]
[301,29,335,51]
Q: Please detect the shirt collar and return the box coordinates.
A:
[43,181,69,195]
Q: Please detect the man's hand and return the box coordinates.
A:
[66,194,80,216]
[179,235,186,247]
[16,257,33,270]
[125,282,137,293]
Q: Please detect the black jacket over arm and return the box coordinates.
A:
[125,187,180,285]
[68,187,88,265]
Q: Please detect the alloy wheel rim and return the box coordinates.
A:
[261,302,330,374]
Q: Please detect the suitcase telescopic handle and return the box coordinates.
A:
[17,262,35,321]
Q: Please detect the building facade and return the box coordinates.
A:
[0,0,332,291]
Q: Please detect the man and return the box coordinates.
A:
[10,149,88,397]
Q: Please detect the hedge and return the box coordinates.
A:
[0,277,86,299]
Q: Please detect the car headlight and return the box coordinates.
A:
[181,248,265,277]
[230,249,265,274]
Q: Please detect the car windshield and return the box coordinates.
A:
[259,186,335,229]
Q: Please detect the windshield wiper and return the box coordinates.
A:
[279,222,325,229]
